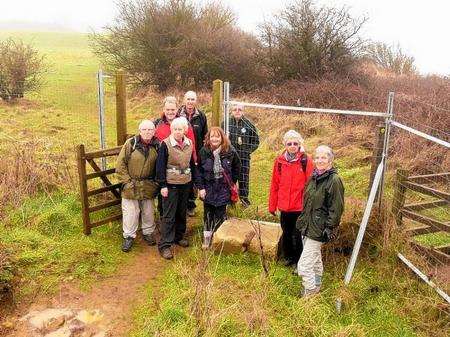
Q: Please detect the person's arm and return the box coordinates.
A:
[190,151,201,189]
[231,149,241,183]
[268,160,280,214]
[115,141,132,184]
[249,121,260,153]
[201,112,208,142]
[195,149,205,190]
[156,142,169,188]
[325,175,345,229]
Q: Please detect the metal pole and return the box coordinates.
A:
[223,82,230,136]
[336,161,384,312]
[377,92,394,209]
[97,69,106,171]
[398,253,450,304]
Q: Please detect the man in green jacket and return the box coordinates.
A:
[296,145,344,296]
[116,120,160,252]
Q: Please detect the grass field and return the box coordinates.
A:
[0,31,448,336]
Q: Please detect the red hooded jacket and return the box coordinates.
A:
[269,150,314,213]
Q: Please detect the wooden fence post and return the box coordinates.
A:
[392,169,409,227]
[211,79,223,127]
[76,144,91,235]
[116,70,127,146]
[369,124,385,201]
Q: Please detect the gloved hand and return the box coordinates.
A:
[323,227,336,242]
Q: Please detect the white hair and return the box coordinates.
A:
[184,90,197,99]
[232,104,244,111]
[170,117,189,131]
[283,130,304,145]
[138,119,155,130]
[163,96,177,105]
[315,145,334,161]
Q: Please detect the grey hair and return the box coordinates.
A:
[232,103,244,111]
[315,145,334,161]
[163,96,177,105]
[283,130,304,145]
[138,119,155,130]
[170,117,189,131]
[184,90,197,99]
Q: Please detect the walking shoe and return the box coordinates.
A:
[301,287,320,298]
[160,248,173,260]
[121,237,134,252]
[187,209,196,217]
[176,238,189,247]
[143,234,156,246]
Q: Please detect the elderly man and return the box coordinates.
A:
[178,91,208,216]
[224,104,259,208]
[116,120,160,252]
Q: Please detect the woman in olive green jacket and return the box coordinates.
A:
[296,145,344,297]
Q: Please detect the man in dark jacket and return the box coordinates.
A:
[178,91,208,216]
[296,145,344,297]
[116,120,160,252]
[223,104,259,208]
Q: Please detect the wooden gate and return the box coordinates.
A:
[76,144,123,235]
[392,169,450,263]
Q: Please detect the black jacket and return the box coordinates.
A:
[178,106,208,155]
[197,146,241,207]
[222,116,259,159]
[296,168,345,242]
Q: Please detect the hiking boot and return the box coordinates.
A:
[160,248,173,260]
[121,237,134,252]
[176,238,189,247]
[187,209,196,217]
[143,234,156,246]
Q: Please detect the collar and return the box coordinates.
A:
[169,134,191,147]
[179,106,199,119]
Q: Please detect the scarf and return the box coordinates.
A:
[213,146,224,179]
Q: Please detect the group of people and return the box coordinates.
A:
[115,90,344,296]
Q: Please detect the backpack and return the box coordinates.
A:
[277,153,308,175]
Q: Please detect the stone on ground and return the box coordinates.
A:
[212,217,281,259]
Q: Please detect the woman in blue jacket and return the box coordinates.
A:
[197,127,241,248]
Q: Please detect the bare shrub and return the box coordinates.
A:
[0,38,46,101]
[91,0,265,91]
[366,42,416,75]
[258,0,367,83]
[0,139,74,216]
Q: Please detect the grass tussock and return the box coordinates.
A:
[131,232,449,337]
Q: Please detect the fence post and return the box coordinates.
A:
[369,125,385,200]
[212,79,223,127]
[392,169,409,227]
[76,144,91,235]
[116,70,127,146]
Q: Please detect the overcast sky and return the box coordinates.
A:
[1,0,449,75]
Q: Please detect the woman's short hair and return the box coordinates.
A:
[170,117,189,131]
[204,127,231,152]
[283,130,304,145]
[315,145,334,162]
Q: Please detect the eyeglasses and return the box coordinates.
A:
[286,142,299,146]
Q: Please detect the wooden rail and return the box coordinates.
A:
[77,144,122,235]
[392,169,449,264]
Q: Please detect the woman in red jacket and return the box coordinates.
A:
[269,130,313,267]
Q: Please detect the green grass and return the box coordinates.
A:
[0,191,130,297]
[130,244,448,337]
